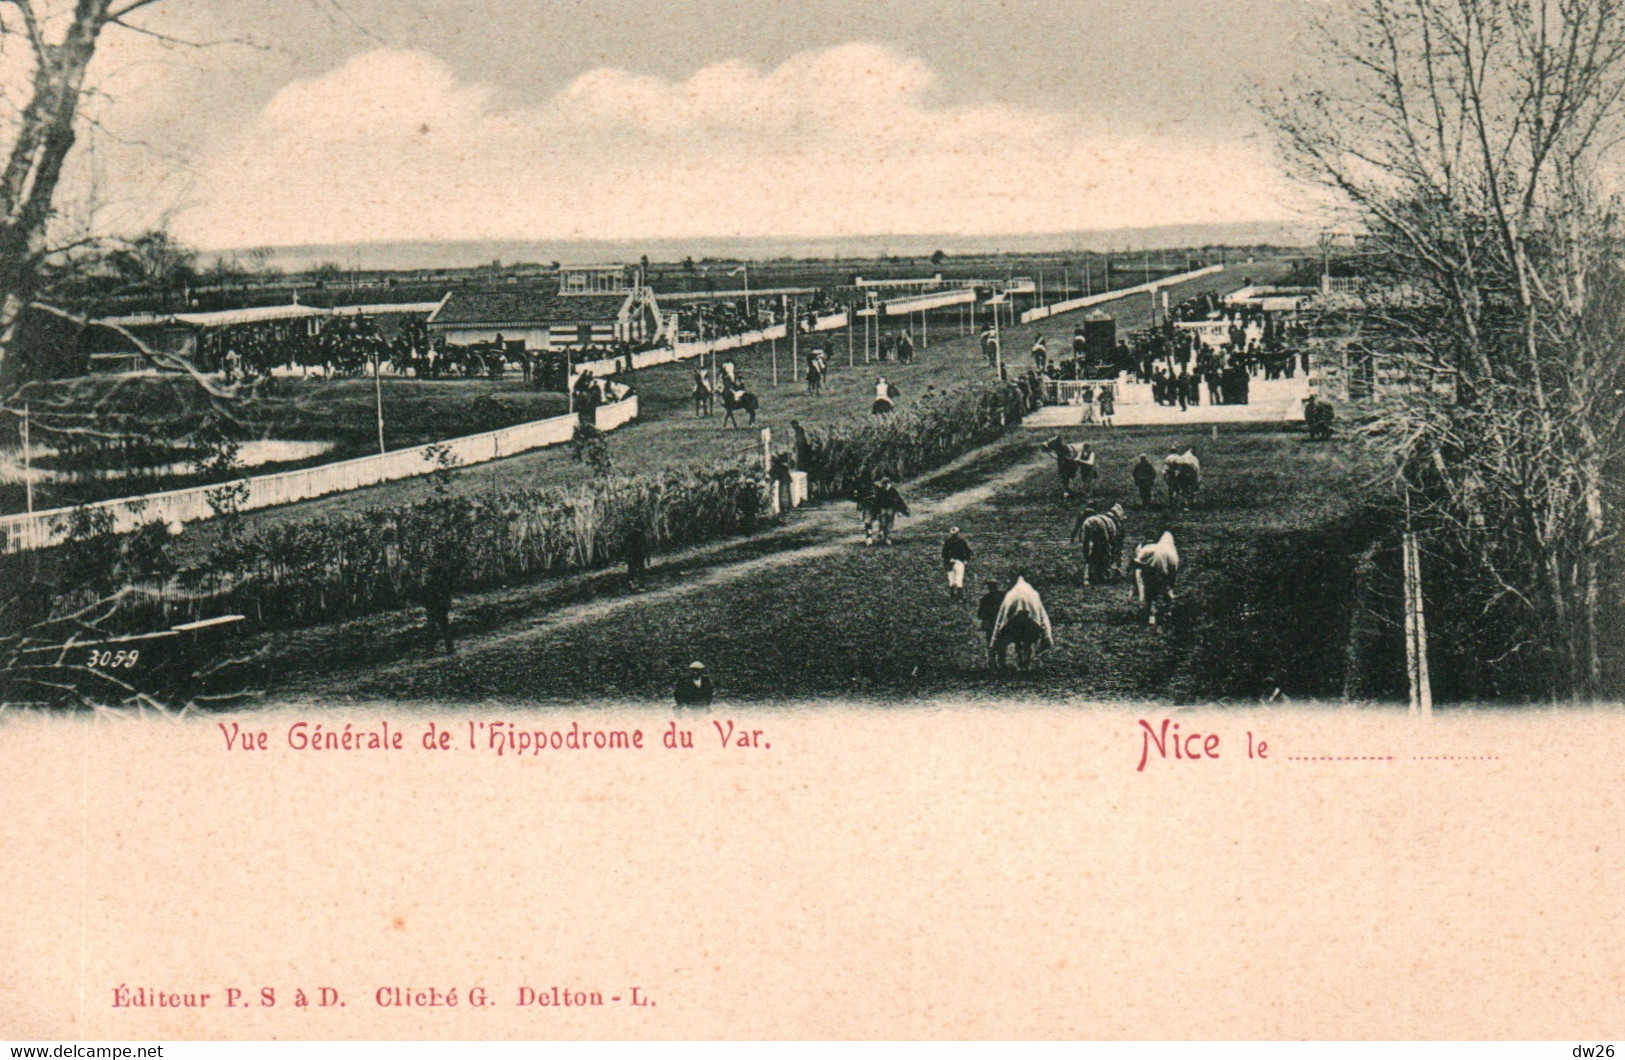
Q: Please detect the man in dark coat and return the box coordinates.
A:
[1132,454,1158,509]
[674,661,714,707]
[976,579,1005,644]
[624,525,649,590]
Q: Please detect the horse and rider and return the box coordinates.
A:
[717,369,759,427]
[860,476,910,545]
[873,376,900,415]
[1043,436,1097,499]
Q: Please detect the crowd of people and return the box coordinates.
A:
[673,291,839,344]
[199,316,418,382]
[195,313,664,390]
[1003,294,1314,412]
[569,369,633,420]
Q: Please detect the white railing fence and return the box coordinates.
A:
[0,396,638,553]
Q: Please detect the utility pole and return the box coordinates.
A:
[21,402,33,514]
[992,294,1003,381]
[373,348,386,454]
[790,294,799,385]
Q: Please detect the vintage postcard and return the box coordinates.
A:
[1,0,1623,1043]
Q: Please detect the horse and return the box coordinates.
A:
[1163,450,1202,509]
[1304,395,1335,441]
[721,387,759,428]
[989,577,1055,672]
[1129,532,1181,627]
[1072,503,1127,585]
[1043,436,1097,499]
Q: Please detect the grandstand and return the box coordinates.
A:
[427,265,662,351]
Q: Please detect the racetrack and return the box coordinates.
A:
[257,408,1385,708]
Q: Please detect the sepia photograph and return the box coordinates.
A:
[1,0,1623,1044]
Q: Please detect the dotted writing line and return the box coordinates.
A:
[1285,755,1499,762]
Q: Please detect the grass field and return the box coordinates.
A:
[250,406,1383,707]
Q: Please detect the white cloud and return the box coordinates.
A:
[175,43,1297,249]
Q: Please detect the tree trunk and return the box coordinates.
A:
[0,0,114,380]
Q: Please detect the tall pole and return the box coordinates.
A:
[742,262,751,319]
[992,296,1003,381]
[21,402,32,515]
[1085,258,1092,297]
[790,294,799,384]
[373,349,386,454]
[847,306,854,367]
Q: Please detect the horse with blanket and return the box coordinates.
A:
[1070,503,1128,585]
[989,576,1056,672]
[1044,436,1097,499]
[1163,449,1201,509]
[1129,531,1180,627]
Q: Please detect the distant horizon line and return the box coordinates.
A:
[201,219,1324,268]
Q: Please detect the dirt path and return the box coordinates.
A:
[408,453,1039,664]
[265,433,1048,697]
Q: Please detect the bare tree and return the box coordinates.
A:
[0,0,178,375]
[1268,0,1625,699]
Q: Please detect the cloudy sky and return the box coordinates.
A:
[59,0,1318,251]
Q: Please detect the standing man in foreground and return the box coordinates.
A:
[941,526,972,599]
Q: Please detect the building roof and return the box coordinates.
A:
[170,304,327,327]
[429,287,629,328]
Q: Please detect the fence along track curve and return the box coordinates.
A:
[0,396,639,553]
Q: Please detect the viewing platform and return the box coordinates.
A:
[1025,374,1311,428]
